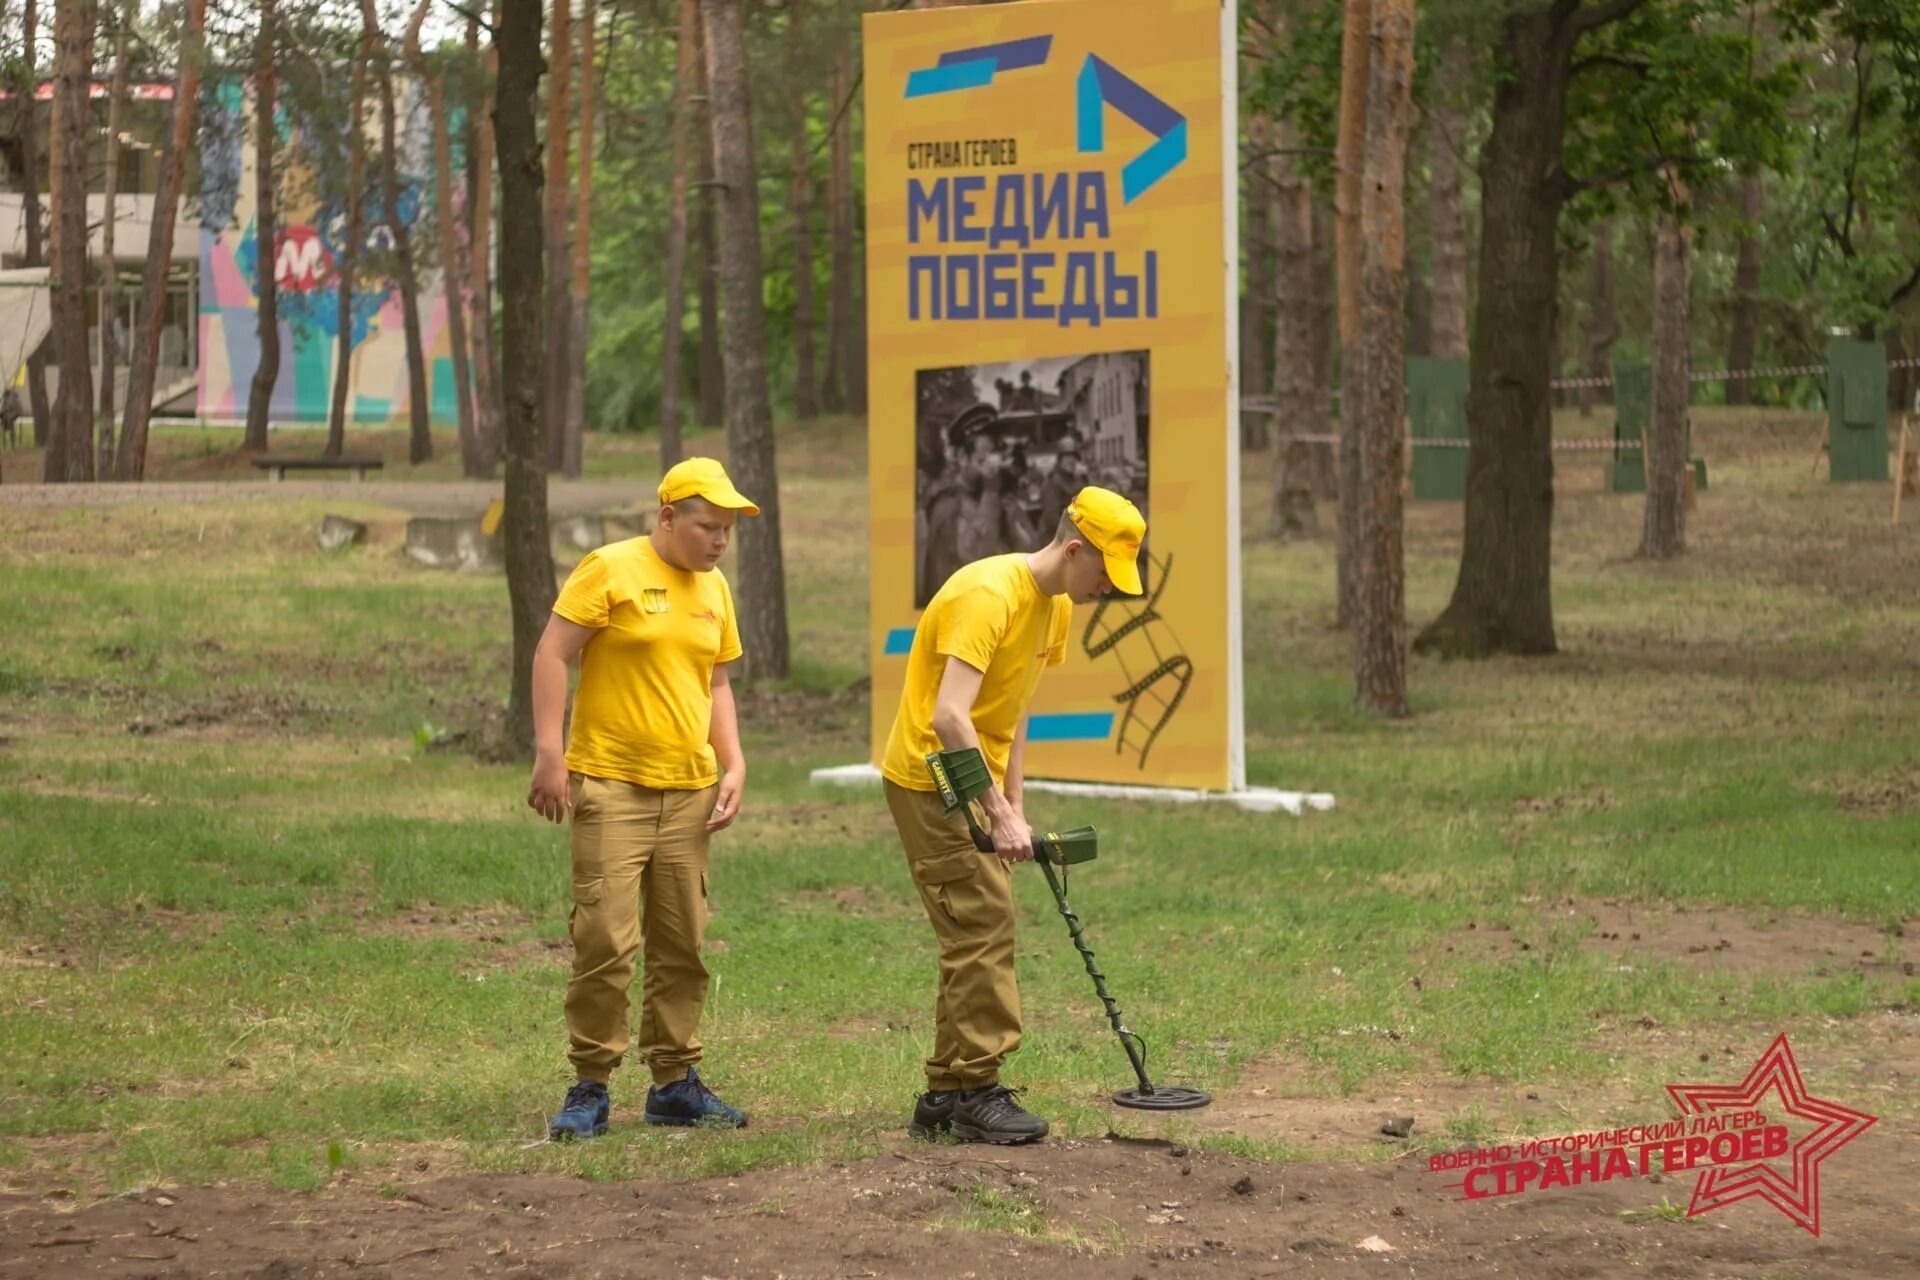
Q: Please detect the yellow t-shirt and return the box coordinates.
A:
[554,537,743,790]
[881,553,1072,792]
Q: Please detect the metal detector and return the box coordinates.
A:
[925,749,1211,1112]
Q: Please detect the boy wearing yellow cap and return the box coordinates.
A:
[528,457,759,1138]
[881,485,1146,1144]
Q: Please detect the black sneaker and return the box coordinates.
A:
[909,1089,958,1140]
[644,1067,748,1129]
[951,1084,1049,1145]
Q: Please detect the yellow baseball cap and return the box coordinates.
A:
[658,456,760,515]
[1067,486,1146,595]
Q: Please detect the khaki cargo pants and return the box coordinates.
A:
[564,773,718,1086]
[885,781,1022,1090]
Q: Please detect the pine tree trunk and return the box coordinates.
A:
[467,10,503,474]
[244,0,280,454]
[1413,5,1573,659]
[1724,174,1762,406]
[701,0,790,682]
[97,8,130,474]
[1239,114,1273,453]
[1427,38,1469,361]
[45,0,94,483]
[822,32,854,415]
[1642,206,1691,560]
[1332,0,1370,629]
[407,0,479,476]
[564,0,594,478]
[498,0,557,755]
[327,50,367,460]
[117,0,204,481]
[1309,193,1336,501]
[694,13,725,429]
[1354,0,1413,716]
[360,0,431,465]
[1271,117,1318,539]
[1580,217,1616,412]
[1888,325,1915,418]
[789,4,820,422]
[21,0,53,450]
[659,0,697,465]
[543,0,573,472]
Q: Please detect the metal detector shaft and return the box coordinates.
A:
[1032,854,1155,1095]
[951,810,1153,1091]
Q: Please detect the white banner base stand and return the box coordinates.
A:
[808,762,1334,816]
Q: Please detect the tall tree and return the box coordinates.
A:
[659,0,698,465]
[20,0,52,450]
[467,8,503,472]
[700,0,791,681]
[821,27,855,415]
[1580,217,1617,411]
[1353,0,1414,715]
[360,0,432,465]
[543,0,573,472]
[1272,115,1320,538]
[244,0,281,454]
[97,4,130,474]
[1724,174,1763,404]
[44,0,93,483]
[117,0,205,480]
[498,0,557,754]
[409,0,480,475]
[564,0,595,478]
[847,195,867,417]
[1427,36,1470,361]
[1240,112,1274,452]
[789,1,820,421]
[1310,195,1336,500]
[1643,195,1693,558]
[1332,0,1369,629]
[1413,0,1793,656]
[693,8,724,428]
[327,44,368,460]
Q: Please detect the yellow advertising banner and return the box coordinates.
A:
[862,0,1243,791]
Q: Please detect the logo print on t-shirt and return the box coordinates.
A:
[641,588,670,615]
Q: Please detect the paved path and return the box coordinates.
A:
[0,480,645,516]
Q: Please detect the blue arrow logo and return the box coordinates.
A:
[1076,54,1187,204]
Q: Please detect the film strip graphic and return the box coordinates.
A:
[1082,551,1191,770]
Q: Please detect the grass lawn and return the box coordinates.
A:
[1,405,1915,1197]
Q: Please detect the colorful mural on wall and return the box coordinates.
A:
[198,77,464,425]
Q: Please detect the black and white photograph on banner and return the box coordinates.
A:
[912,349,1151,607]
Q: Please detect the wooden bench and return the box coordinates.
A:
[251,457,385,482]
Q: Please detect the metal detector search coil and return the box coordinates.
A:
[921,750,1211,1112]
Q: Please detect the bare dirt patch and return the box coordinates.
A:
[1189,1048,1639,1155]
[1549,899,1909,980]
[1,1120,1914,1279]
[1431,899,1910,982]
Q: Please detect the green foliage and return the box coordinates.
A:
[1564,1,1801,219]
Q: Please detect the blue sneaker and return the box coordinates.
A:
[644,1067,747,1128]
[549,1079,610,1141]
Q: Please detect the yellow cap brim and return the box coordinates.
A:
[1103,545,1143,595]
[669,484,760,516]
